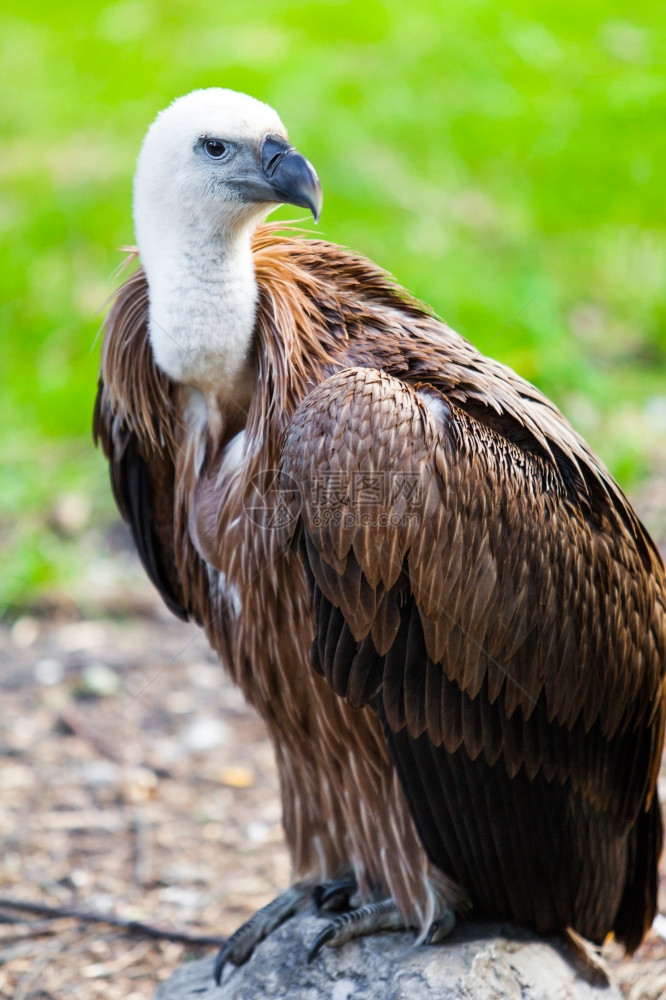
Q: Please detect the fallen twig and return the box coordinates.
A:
[0,916,76,943]
[132,809,154,888]
[13,933,72,1000]
[0,898,225,947]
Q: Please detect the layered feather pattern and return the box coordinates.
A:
[96,226,666,952]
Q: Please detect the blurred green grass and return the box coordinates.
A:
[1,1,665,609]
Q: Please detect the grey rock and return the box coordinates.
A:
[154,911,621,1000]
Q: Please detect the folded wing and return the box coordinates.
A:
[280,365,665,949]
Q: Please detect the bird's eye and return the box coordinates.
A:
[204,139,227,159]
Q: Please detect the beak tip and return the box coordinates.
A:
[310,187,323,224]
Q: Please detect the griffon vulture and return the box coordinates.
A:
[94,89,666,977]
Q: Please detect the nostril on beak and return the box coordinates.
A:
[261,135,294,178]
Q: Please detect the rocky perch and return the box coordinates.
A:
[154,911,620,1000]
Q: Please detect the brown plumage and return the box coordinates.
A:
[95,223,665,955]
[95,90,665,967]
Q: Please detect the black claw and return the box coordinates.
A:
[213,926,255,983]
[424,909,456,945]
[307,924,336,963]
[311,876,357,914]
[213,942,233,984]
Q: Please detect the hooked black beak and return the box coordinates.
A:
[260,135,323,222]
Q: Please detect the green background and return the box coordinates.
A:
[1,1,665,609]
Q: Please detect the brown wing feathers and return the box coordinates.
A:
[93,268,190,622]
[281,363,665,948]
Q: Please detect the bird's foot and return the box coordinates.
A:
[214,882,310,983]
[307,898,405,962]
[307,896,456,961]
[214,878,457,980]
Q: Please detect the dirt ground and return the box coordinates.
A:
[1,475,666,1000]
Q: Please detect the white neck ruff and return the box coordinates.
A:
[143,228,258,395]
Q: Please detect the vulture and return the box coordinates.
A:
[94,89,666,977]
